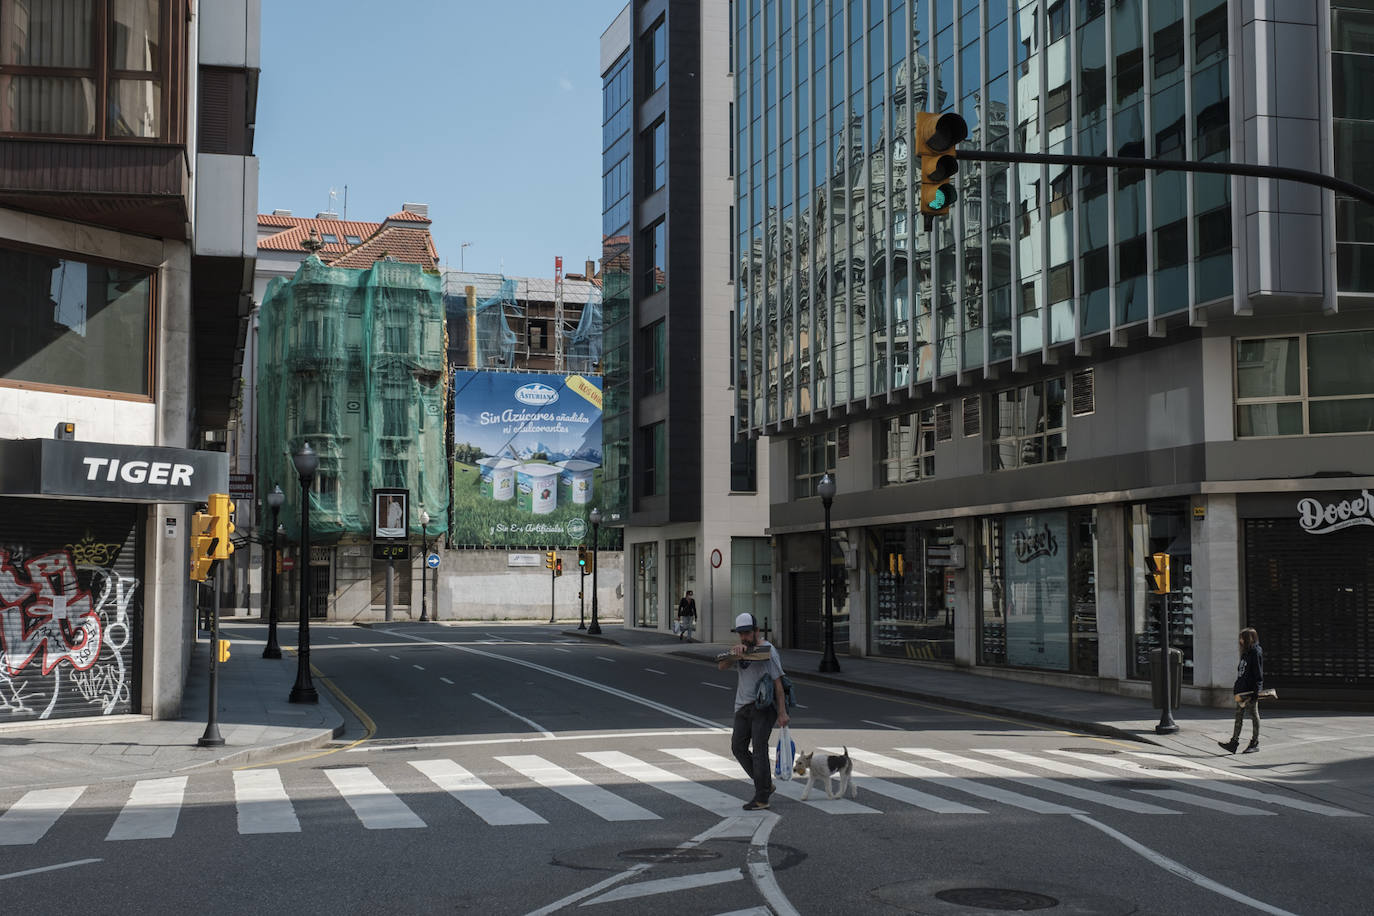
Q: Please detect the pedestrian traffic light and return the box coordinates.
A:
[1146,552,1171,594]
[916,111,968,218]
[545,549,557,570]
[555,557,564,577]
[217,639,231,663]
[189,510,215,582]
[577,546,587,572]
[584,550,595,575]
[208,493,235,561]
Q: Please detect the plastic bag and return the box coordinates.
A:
[774,725,796,780]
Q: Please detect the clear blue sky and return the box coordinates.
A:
[256,2,627,279]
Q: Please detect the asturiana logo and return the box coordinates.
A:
[515,383,559,407]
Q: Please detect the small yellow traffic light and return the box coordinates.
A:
[1146,552,1171,594]
[217,639,231,663]
[208,493,235,561]
[577,545,587,571]
[545,549,557,570]
[189,511,215,582]
[916,111,969,217]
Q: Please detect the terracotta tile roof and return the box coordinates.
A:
[258,215,383,257]
[384,209,432,223]
[258,211,437,269]
[328,225,438,270]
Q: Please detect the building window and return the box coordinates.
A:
[992,378,1068,469]
[641,421,665,496]
[793,428,837,498]
[729,417,757,491]
[879,410,936,485]
[0,0,170,139]
[0,242,153,397]
[640,319,665,393]
[648,118,666,191]
[644,218,666,294]
[321,233,338,244]
[1236,332,1374,436]
[345,235,361,245]
[646,18,666,93]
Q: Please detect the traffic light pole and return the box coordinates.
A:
[579,567,586,630]
[198,561,225,748]
[549,563,556,625]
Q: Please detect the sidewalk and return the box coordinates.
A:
[0,622,343,793]
[568,624,1374,814]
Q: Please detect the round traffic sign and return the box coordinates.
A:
[710,548,722,569]
[426,552,441,569]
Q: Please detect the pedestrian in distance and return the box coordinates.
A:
[677,589,697,641]
[1219,627,1264,755]
[717,613,789,810]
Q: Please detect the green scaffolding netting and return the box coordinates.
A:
[256,255,449,544]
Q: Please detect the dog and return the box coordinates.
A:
[793,747,856,800]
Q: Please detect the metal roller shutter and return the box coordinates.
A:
[1244,518,1374,688]
[0,498,142,721]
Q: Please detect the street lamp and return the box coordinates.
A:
[289,443,319,704]
[588,507,602,635]
[817,473,841,672]
[263,485,285,659]
[419,509,430,622]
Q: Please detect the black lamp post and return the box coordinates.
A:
[263,485,285,659]
[588,507,602,635]
[419,509,430,622]
[817,473,841,672]
[289,443,319,704]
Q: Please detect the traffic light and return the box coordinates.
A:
[916,111,969,218]
[584,549,595,575]
[1146,552,1171,594]
[545,549,557,570]
[208,493,235,561]
[555,558,564,577]
[189,510,215,582]
[577,546,588,573]
[217,639,231,663]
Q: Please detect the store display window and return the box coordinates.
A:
[1128,500,1193,684]
[868,524,957,661]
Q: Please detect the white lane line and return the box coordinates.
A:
[369,647,379,652]
[471,692,554,739]
[0,786,85,846]
[106,776,188,840]
[389,655,400,660]
[324,767,426,829]
[440,677,455,685]
[410,759,545,826]
[553,647,571,653]
[747,813,801,916]
[233,769,301,835]
[1132,789,1275,815]
[596,656,616,663]
[1127,752,1366,817]
[0,858,102,881]
[700,682,731,690]
[585,868,744,904]
[327,635,339,640]
[899,748,1178,815]
[862,719,903,730]
[1073,814,1299,915]
[413,665,425,671]
[379,629,727,732]
[645,668,667,675]
[344,729,724,753]
[713,909,773,916]
[664,748,879,815]
[581,751,744,818]
[483,632,512,642]
[861,749,1080,815]
[495,755,659,822]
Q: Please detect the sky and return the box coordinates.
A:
[256,2,628,280]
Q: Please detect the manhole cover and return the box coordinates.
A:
[1060,747,1119,755]
[618,848,722,864]
[935,888,1059,910]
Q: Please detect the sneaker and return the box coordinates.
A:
[1242,741,1259,754]
[1218,740,1238,754]
[743,798,770,811]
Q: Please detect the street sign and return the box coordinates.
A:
[426,552,440,569]
[281,556,295,571]
[710,548,723,569]
[373,543,410,560]
[228,473,253,500]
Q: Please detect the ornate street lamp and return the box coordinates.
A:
[263,485,286,659]
[289,443,319,704]
[588,507,602,635]
[817,473,841,672]
[419,508,431,622]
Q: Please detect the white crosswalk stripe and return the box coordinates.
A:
[495,754,659,821]
[581,750,745,818]
[234,769,301,835]
[106,777,188,840]
[410,758,546,826]
[324,766,426,830]
[662,747,880,814]
[0,786,85,846]
[1132,788,1276,815]
[854,748,1081,814]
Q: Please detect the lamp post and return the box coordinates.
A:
[289,443,319,704]
[263,485,285,659]
[588,508,602,635]
[817,473,841,672]
[419,509,430,622]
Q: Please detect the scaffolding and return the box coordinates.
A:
[443,270,602,373]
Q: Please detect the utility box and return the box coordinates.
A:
[1150,648,1184,710]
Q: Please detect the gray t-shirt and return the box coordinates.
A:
[733,641,784,712]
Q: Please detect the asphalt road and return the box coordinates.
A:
[3,623,1371,916]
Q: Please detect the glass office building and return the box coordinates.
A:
[739,2,1374,701]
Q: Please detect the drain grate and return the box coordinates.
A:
[935,888,1059,910]
[618,848,722,864]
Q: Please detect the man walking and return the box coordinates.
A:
[717,613,789,810]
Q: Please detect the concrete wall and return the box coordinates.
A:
[433,550,625,621]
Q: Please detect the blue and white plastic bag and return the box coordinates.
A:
[774,725,796,779]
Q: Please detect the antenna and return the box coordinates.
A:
[343,185,348,220]
[461,241,472,272]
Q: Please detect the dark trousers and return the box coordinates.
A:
[731,703,775,801]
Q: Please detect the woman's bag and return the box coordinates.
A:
[774,725,796,780]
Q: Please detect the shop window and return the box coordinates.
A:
[634,541,659,627]
[879,410,935,486]
[666,537,696,623]
[0,243,153,397]
[992,378,1067,470]
[1235,331,1374,437]
[730,537,773,627]
[793,427,837,497]
[870,525,957,662]
[1127,500,1193,684]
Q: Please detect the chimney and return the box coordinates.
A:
[585,259,595,278]
[401,202,429,218]
[315,210,340,220]
[271,209,292,217]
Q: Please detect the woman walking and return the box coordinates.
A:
[1219,627,1264,754]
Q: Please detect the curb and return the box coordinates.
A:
[174,722,346,773]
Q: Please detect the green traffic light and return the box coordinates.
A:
[931,189,947,210]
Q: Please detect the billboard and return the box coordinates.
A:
[451,370,602,547]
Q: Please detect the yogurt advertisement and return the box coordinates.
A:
[452,370,603,547]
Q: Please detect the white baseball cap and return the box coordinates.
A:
[732,613,757,633]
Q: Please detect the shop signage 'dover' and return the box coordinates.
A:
[1297,491,1374,535]
[1013,523,1059,563]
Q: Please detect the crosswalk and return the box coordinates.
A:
[0,745,1362,846]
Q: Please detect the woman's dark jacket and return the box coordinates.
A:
[1233,645,1264,695]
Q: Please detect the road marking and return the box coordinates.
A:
[663,748,879,815]
[389,655,399,660]
[859,749,1080,814]
[324,767,425,829]
[412,665,425,671]
[0,858,102,881]
[899,748,1178,815]
[106,777,188,840]
[369,647,379,652]
[862,719,902,730]
[1073,814,1299,915]
[584,868,744,904]
[645,668,667,675]
[1132,789,1275,815]
[233,770,301,834]
[410,759,545,826]
[596,656,616,663]
[495,755,658,822]
[1127,753,1366,817]
[747,813,801,916]
[344,729,724,753]
[552,647,571,653]
[471,692,554,739]
[700,682,731,690]
[582,750,744,818]
[0,786,85,846]
[440,677,455,685]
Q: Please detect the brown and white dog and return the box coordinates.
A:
[793,747,856,800]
